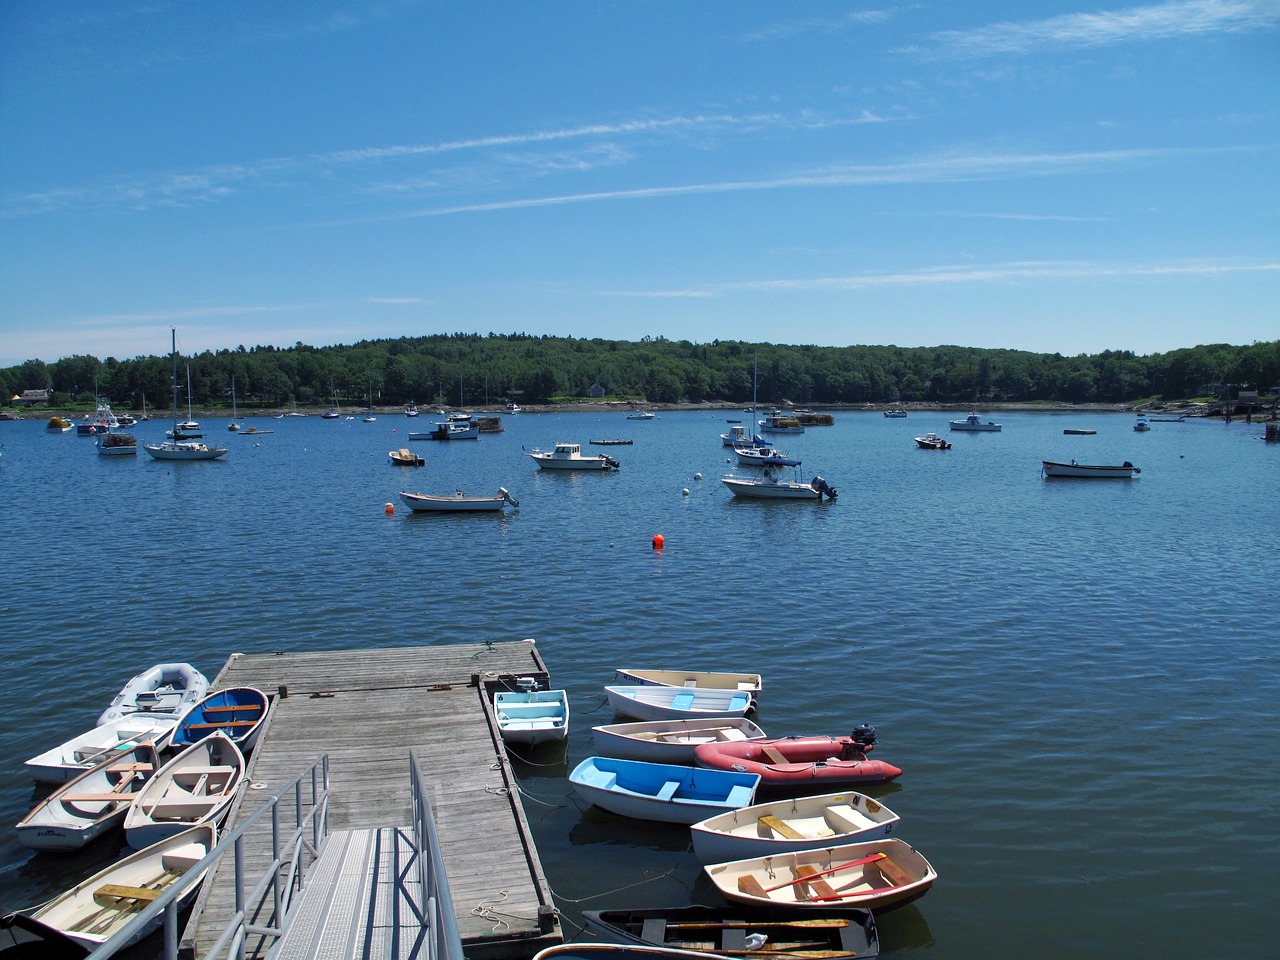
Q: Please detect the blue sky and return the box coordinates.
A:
[2,1,1277,367]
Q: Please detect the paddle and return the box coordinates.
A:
[805,882,909,903]
[75,734,151,768]
[667,920,851,931]
[763,853,886,892]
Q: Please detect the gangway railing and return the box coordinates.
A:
[84,754,330,960]
[409,749,465,960]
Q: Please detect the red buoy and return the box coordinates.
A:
[652,534,665,549]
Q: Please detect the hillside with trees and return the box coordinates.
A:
[2,335,1277,411]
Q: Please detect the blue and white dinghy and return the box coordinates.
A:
[169,686,270,753]
[605,685,753,722]
[570,756,759,824]
[494,689,569,746]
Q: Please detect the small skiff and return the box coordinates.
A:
[0,912,90,958]
[1042,459,1140,479]
[570,756,759,825]
[123,731,244,849]
[399,488,519,513]
[913,433,951,450]
[582,904,879,960]
[690,790,901,864]
[591,718,768,764]
[388,447,425,466]
[97,662,210,726]
[613,669,763,701]
[704,838,938,913]
[21,823,216,950]
[535,945,728,960]
[694,735,902,788]
[16,742,160,852]
[494,689,569,745]
[25,714,178,785]
[168,686,270,753]
[605,685,753,723]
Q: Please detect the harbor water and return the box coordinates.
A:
[0,408,1276,959]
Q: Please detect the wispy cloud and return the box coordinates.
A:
[739,9,895,42]
[911,0,1280,58]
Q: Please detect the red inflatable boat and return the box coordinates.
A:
[693,735,902,787]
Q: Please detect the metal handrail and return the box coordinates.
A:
[409,750,465,960]
[84,754,330,960]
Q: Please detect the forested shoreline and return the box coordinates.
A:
[3,334,1277,411]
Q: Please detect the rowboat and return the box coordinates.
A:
[25,714,179,785]
[690,791,901,864]
[704,839,938,913]
[693,733,902,788]
[494,689,569,745]
[582,904,879,960]
[0,912,91,958]
[613,669,763,701]
[16,742,160,852]
[168,686,270,753]
[570,756,759,825]
[1042,459,1141,479]
[604,685,754,722]
[535,945,732,960]
[97,662,210,726]
[20,824,216,950]
[123,731,244,848]
[399,488,519,513]
[591,718,768,764]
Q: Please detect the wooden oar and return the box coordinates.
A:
[667,947,848,959]
[763,853,886,892]
[74,735,150,768]
[667,920,851,930]
[71,871,178,935]
[806,882,909,904]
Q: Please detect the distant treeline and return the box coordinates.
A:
[3,334,1278,410]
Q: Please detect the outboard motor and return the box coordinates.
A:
[811,476,839,500]
[851,723,878,749]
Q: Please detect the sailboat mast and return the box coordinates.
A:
[170,328,179,431]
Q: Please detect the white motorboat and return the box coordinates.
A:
[26,714,179,785]
[17,742,160,851]
[1134,417,1151,431]
[528,443,620,470]
[949,413,1001,432]
[690,790,902,864]
[399,488,519,513]
[605,685,753,722]
[734,446,800,468]
[721,472,838,500]
[757,410,804,434]
[123,732,244,848]
[98,662,210,725]
[96,432,138,456]
[613,669,762,700]
[626,411,656,420]
[591,718,768,764]
[1042,459,1141,479]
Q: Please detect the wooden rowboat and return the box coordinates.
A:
[169,686,270,753]
[582,904,879,960]
[690,790,901,864]
[704,839,937,914]
[591,718,768,764]
[123,732,244,849]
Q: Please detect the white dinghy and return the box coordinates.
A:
[605,685,753,722]
[591,718,768,764]
[613,669,763,701]
[123,731,244,848]
[25,713,178,785]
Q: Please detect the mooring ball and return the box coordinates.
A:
[384,502,394,515]
[652,534,665,549]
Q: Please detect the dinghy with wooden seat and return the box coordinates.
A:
[605,685,753,723]
[591,718,768,764]
[570,756,760,825]
[581,904,879,960]
[25,713,178,785]
[123,731,244,848]
[18,823,216,951]
[693,729,902,788]
[705,838,937,914]
[168,686,270,753]
[17,742,159,852]
[689,790,901,864]
[613,669,763,702]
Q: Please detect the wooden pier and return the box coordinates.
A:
[182,640,562,959]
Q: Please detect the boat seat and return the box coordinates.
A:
[736,682,755,691]
[721,929,747,952]
[655,780,682,801]
[725,784,756,808]
[671,694,695,711]
[794,865,837,901]
[824,804,870,833]
[202,703,263,714]
[106,762,153,774]
[586,770,616,790]
[736,874,768,898]
[870,856,913,888]
[761,747,789,764]
[61,792,133,803]
[95,884,161,904]
[183,720,259,730]
[718,728,748,741]
[759,814,805,840]
[641,918,667,943]
[150,797,221,820]
[728,694,751,712]
[161,842,209,872]
[175,765,236,780]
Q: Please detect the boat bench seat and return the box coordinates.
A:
[759,814,805,840]
[725,784,756,808]
[794,865,837,901]
[175,766,236,781]
[728,694,751,712]
[150,797,221,820]
[671,694,695,711]
[870,855,913,888]
[500,717,561,731]
[584,770,617,790]
[655,780,682,801]
[61,792,133,803]
[184,720,259,730]
[161,841,209,872]
[202,703,263,715]
[718,727,749,741]
[95,883,162,904]
[824,804,871,834]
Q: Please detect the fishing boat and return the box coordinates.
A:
[1133,417,1151,432]
[75,398,120,436]
[913,433,950,450]
[703,838,938,913]
[493,689,569,745]
[1062,428,1096,435]
[883,409,906,418]
[734,445,801,468]
[591,718,769,764]
[98,662,210,726]
[405,401,419,417]
[605,685,754,722]
[569,756,759,824]
[19,823,216,951]
[16,742,160,852]
[144,330,228,461]
[613,669,763,700]
[949,413,1001,432]
[581,905,879,960]
[690,791,901,864]
[757,410,804,434]
[122,732,244,848]
[425,416,480,440]
[399,488,519,513]
[389,447,425,466]
[693,731,902,788]
[721,424,759,447]
[25,714,178,785]
[589,439,633,446]
[46,416,73,433]
[1042,460,1141,479]
[721,472,838,501]
[96,432,138,456]
[168,686,270,753]
[626,411,656,420]
[528,443,620,470]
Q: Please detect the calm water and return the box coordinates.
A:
[1,409,1277,959]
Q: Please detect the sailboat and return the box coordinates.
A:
[143,330,229,461]
[228,376,241,431]
[363,384,377,422]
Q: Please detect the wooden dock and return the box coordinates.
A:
[182,640,562,959]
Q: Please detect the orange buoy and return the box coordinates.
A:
[384,502,395,515]
[652,534,665,549]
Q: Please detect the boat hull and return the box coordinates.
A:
[123,733,244,848]
[143,441,229,460]
[570,756,759,825]
[99,662,210,726]
[694,737,903,787]
[399,489,517,512]
[494,690,569,745]
[169,686,270,753]
[1042,460,1140,479]
[613,669,762,700]
[26,714,178,785]
[720,477,826,500]
[605,685,753,722]
[591,719,769,763]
